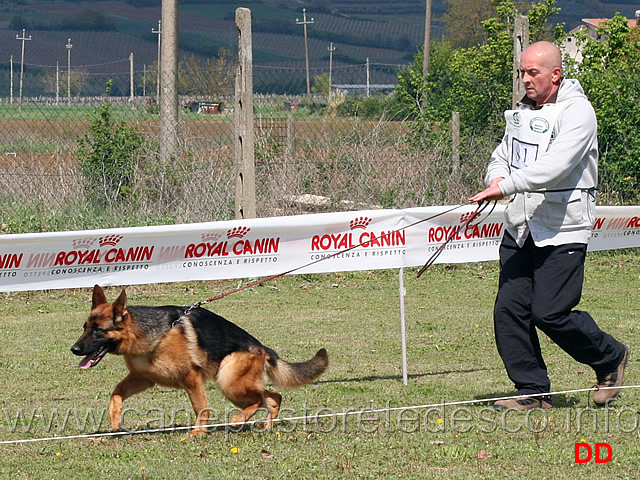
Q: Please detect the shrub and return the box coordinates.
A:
[76,80,146,205]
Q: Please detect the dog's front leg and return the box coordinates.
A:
[183,370,210,436]
[109,373,155,431]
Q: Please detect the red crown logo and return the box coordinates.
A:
[349,216,371,230]
[459,211,479,224]
[73,238,97,250]
[202,232,222,242]
[227,226,250,239]
[98,235,123,247]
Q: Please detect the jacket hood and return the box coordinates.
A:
[556,78,587,103]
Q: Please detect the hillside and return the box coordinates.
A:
[0,0,637,96]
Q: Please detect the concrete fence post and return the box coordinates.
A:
[234,7,257,219]
[513,16,529,108]
[160,0,179,163]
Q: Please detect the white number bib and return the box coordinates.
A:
[504,104,565,170]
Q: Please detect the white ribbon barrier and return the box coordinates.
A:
[1,205,639,292]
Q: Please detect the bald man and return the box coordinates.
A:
[470,41,629,410]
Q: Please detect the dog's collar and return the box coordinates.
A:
[173,302,202,328]
[171,315,187,328]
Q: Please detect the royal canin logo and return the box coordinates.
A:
[99,235,123,247]
[428,211,503,243]
[349,217,371,230]
[25,235,154,268]
[311,216,406,251]
[72,238,97,250]
[184,226,279,259]
[593,216,640,231]
[201,232,222,242]
[0,252,23,269]
[227,226,250,239]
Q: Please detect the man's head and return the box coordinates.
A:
[520,41,562,107]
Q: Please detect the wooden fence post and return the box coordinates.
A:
[512,15,529,108]
[234,7,257,219]
[451,111,460,176]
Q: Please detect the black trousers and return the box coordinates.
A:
[494,231,626,396]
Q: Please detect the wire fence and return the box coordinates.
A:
[0,59,493,234]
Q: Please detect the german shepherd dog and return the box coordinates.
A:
[71,285,328,435]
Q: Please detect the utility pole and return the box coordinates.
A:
[10,55,13,105]
[327,42,335,97]
[366,57,370,98]
[129,52,135,104]
[66,38,72,107]
[56,61,59,105]
[16,28,31,112]
[296,8,314,100]
[152,20,161,102]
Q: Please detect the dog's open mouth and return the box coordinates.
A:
[78,346,108,369]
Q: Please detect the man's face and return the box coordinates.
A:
[519,50,561,106]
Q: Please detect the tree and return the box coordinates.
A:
[567,15,640,202]
[178,50,236,97]
[311,72,331,95]
[527,0,563,41]
[397,0,565,139]
[441,0,496,48]
[41,69,88,97]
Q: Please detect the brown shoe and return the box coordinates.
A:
[494,396,552,411]
[593,346,630,406]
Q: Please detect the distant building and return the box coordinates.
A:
[562,10,640,62]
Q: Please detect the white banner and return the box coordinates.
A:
[1,205,639,292]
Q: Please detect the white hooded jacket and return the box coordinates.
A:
[485,78,598,247]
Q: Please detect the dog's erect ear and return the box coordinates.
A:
[91,285,108,310]
[112,289,129,324]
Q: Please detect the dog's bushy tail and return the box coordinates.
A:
[265,348,328,388]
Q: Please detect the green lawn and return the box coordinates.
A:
[0,250,638,478]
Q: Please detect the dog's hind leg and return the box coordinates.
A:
[217,350,271,428]
[262,391,282,430]
[228,393,265,428]
[109,374,155,431]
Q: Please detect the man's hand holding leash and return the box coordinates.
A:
[469,177,505,204]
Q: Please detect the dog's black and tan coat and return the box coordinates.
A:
[71,285,328,435]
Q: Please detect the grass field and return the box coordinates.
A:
[0,251,639,479]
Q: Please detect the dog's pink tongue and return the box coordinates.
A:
[78,347,107,369]
[79,355,93,370]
